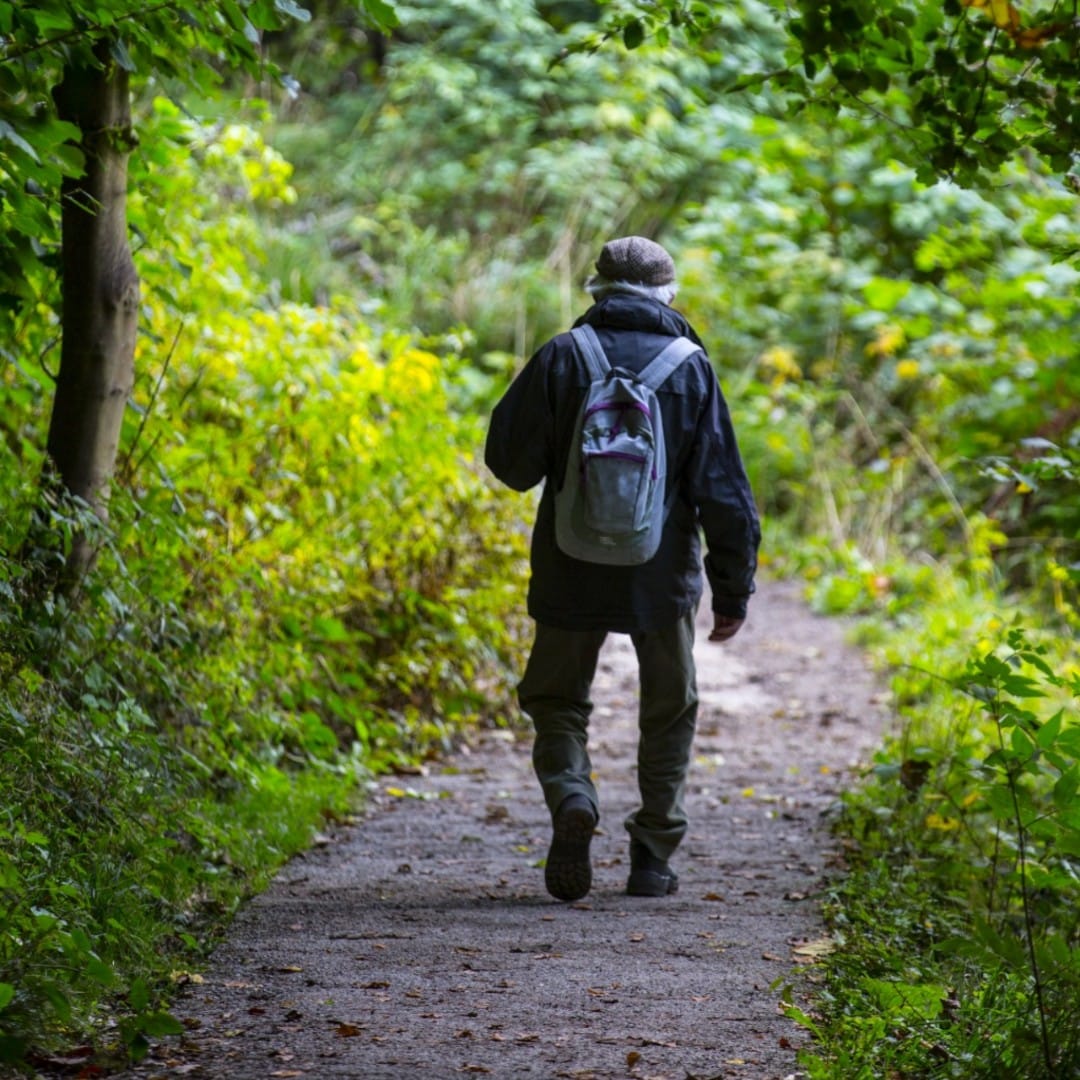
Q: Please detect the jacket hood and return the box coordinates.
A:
[575,293,706,350]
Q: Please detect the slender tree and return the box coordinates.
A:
[1,0,397,585]
[45,42,139,580]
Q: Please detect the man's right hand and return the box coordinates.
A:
[708,614,744,643]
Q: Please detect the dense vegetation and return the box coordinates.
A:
[2,0,1078,1075]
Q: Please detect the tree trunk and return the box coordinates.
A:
[47,42,139,587]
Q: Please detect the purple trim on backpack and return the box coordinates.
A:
[584,400,651,421]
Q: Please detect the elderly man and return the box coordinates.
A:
[485,236,760,901]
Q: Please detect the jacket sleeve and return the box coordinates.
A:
[682,366,761,619]
[484,344,555,492]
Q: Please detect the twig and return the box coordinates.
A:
[995,707,1055,1076]
[0,0,186,64]
[118,319,185,484]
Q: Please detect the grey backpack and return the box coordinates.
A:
[554,324,699,566]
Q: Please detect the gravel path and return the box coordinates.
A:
[124,578,887,1080]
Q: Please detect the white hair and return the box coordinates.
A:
[585,276,678,306]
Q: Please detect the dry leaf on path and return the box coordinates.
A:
[792,937,835,962]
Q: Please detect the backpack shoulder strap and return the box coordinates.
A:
[569,324,611,380]
[637,336,700,391]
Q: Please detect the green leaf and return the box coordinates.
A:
[0,984,14,1012]
[1053,766,1079,811]
[0,120,38,162]
[362,0,399,31]
[863,276,911,311]
[41,982,72,1024]
[87,955,115,986]
[623,19,645,50]
[140,1011,185,1037]
[110,38,137,73]
[129,978,150,1012]
[274,0,311,23]
[1035,709,1064,749]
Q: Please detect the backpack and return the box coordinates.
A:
[554,324,699,566]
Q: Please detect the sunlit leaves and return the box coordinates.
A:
[578,0,1080,185]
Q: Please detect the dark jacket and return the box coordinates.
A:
[485,293,760,633]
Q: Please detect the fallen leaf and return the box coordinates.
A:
[627,1050,642,1068]
[335,1024,362,1038]
[460,1067,491,1074]
[277,965,303,974]
[360,980,390,989]
[168,970,204,985]
[702,892,725,901]
[792,937,835,962]
[761,952,785,962]
[628,932,645,942]
[269,1072,305,1078]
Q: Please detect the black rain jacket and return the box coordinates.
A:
[485,293,760,633]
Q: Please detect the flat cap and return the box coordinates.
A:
[595,235,676,286]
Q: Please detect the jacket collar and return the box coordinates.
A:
[575,293,705,349]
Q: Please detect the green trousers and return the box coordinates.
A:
[517,610,698,861]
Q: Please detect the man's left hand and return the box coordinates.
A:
[708,615,744,643]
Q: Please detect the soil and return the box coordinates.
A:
[120,578,889,1080]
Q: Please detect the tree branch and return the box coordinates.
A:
[0,0,188,65]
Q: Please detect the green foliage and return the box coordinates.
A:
[576,0,1080,188]
[0,0,392,347]
[676,109,1080,618]
[786,601,1080,1078]
[258,0,788,356]
[0,101,528,1064]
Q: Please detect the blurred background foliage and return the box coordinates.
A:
[2,0,1079,1073]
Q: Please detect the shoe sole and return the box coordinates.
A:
[544,805,595,902]
[626,868,680,897]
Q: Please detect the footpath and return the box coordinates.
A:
[122,579,887,1080]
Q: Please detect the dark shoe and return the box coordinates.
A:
[544,795,596,902]
[626,839,679,897]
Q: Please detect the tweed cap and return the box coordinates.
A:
[595,235,676,286]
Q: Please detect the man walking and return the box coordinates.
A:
[485,236,760,901]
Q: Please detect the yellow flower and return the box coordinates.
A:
[866,324,905,358]
[760,346,802,382]
[925,813,960,832]
[896,359,921,380]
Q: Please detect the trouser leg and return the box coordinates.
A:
[517,622,607,818]
[625,609,698,861]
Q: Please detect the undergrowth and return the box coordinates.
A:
[765,534,1080,1079]
[0,103,530,1068]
